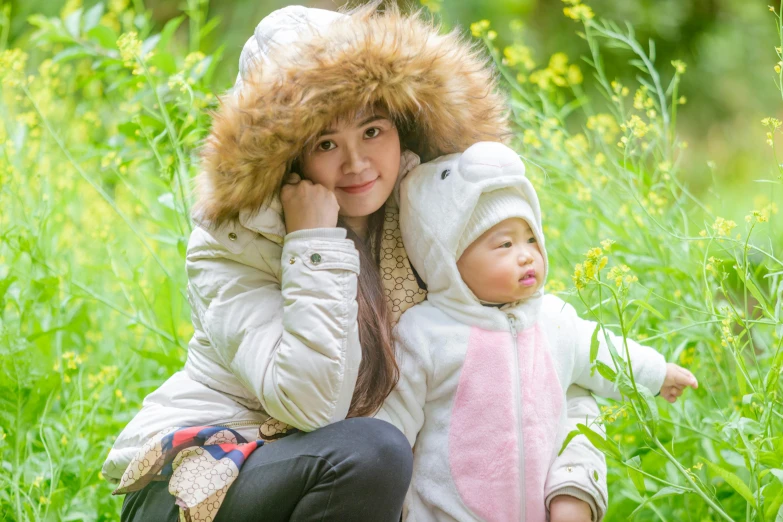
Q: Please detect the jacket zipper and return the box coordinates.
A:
[214,420,263,429]
[507,313,526,520]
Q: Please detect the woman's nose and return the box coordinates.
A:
[342,144,371,176]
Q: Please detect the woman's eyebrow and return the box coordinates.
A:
[317,116,386,137]
[358,115,387,126]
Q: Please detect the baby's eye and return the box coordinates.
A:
[527,237,537,244]
[317,140,336,152]
[364,127,381,138]
[501,241,513,248]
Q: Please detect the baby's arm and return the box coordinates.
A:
[545,385,608,522]
[563,299,696,400]
[374,314,431,447]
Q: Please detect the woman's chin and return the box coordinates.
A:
[337,193,393,218]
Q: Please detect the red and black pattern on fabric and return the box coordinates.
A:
[114,425,264,522]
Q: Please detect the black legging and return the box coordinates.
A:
[120,418,413,522]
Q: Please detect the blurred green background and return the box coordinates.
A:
[2,0,782,520]
[5,0,781,217]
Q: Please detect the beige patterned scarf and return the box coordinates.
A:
[378,202,428,325]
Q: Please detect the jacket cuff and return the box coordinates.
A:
[284,227,347,241]
[546,487,599,522]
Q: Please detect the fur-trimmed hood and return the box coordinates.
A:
[196,3,510,224]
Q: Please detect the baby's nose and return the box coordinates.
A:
[457,142,526,183]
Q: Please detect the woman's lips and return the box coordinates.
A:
[339,178,377,194]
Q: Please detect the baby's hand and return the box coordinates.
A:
[659,363,698,403]
[550,495,592,522]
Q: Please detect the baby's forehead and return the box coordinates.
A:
[486,217,533,235]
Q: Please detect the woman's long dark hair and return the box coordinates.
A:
[340,207,398,418]
[290,108,414,418]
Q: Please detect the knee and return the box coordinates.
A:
[336,418,413,491]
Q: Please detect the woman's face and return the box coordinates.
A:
[300,107,401,218]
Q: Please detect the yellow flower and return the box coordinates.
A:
[622,115,650,138]
[671,59,687,75]
[470,20,491,37]
[573,263,585,290]
[0,49,30,88]
[600,239,615,251]
[117,32,142,64]
[711,216,737,237]
[587,113,620,144]
[523,129,542,148]
[503,44,536,70]
[546,279,567,293]
[563,4,594,21]
[577,185,592,201]
[567,64,583,85]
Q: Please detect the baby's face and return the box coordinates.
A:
[456,218,544,304]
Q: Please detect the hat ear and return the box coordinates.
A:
[457,142,525,184]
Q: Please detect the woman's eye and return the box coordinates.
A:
[317,140,336,151]
[364,127,381,138]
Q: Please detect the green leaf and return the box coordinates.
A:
[87,25,119,50]
[630,486,686,518]
[625,303,645,331]
[158,15,185,50]
[626,455,646,494]
[734,265,773,318]
[628,298,666,321]
[701,458,758,509]
[148,50,177,74]
[142,34,162,56]
[577,423,621,461]
[589,323,600,374]
[594,360,617,382]
[82,3,104,32]
[636,383,659,428]
[199,16,221,40]
[52,46,95,63]
[557,428,580,456]
[64,7,82,38]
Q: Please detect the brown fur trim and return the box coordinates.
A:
[196,4,510,225]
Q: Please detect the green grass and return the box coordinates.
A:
[0,1,781,520]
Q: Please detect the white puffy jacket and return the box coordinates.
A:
[103,203,362,480]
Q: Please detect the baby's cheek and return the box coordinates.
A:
[482,266,519,300]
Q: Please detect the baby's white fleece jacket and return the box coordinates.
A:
[376,142,667,522]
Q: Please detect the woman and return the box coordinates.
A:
[105,4,608,521]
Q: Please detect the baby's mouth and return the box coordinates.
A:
[519,270,537,287]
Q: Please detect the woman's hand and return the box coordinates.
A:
[281,173,340,234]
[659,363,698,403]
[549,495,592,522]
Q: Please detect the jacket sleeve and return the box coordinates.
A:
[545,385,608,522]
[374,313,431,447]
[566,300,667,400]
[186,226,361,432]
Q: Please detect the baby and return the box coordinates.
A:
[376,141,697,522]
